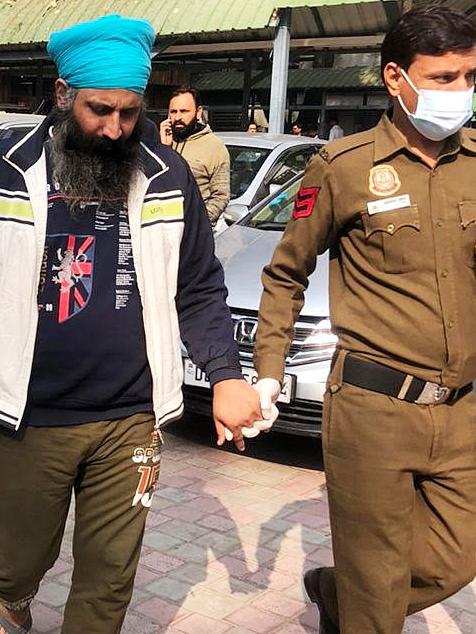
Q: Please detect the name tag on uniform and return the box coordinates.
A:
[367,194,411,215]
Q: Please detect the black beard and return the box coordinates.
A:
[50,109,144,214]
[172,118,201,141]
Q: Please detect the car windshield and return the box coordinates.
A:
[227,145,271,199]
[244,176,303,231]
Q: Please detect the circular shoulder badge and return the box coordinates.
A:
[369,164,401,197]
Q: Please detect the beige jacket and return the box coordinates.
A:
[173,125,230,225]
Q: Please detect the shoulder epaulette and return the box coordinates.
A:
[318,129,374,164]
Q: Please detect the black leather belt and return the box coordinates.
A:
[342,355,473,405]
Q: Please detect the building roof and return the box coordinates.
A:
[0,0,398,47]
[195,66,384,91]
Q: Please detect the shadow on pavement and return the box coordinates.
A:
[130,473,257,631]
[254,484,331,630]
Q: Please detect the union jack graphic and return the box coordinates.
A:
[51,234,95,323]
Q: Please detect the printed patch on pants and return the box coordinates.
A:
[131,429,161,508]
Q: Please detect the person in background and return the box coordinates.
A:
[0,15,262,634]
[291,122,303,136]
[328,118,344,140]
[254,6,476,633]
[247,122,258,133]
[160,87,230,229]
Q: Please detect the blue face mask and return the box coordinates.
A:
[398,68,474,142]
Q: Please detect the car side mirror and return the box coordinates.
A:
[268,183,281,197]
[224,203,250,225]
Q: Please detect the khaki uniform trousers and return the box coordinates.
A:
[321,353,476,634]
[0,413,159,634]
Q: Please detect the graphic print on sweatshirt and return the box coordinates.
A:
[48,233,95,323]
[37,196,137,323]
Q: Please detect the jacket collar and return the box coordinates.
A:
[373,113,407,163]
[4,112,54,174]
[186,123,211,141]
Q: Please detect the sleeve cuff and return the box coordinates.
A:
[253,353,285,383]
[208,367,244,387]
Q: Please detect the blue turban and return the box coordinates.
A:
[47,14,155,94]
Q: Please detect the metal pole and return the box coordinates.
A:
[34,60,44,112]
[268,9,291,133]
[319,91,327,138]
[241,52,252,129]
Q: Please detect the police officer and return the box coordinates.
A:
[254,6,476,634]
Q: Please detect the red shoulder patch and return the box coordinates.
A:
[292,186,320,219]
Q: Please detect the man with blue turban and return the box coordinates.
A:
[0,14,263,633]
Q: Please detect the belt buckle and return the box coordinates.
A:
[433,385,451,404]
[416,382,450,405]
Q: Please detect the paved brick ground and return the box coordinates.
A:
[32,420,475,633]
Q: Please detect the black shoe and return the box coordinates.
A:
[303,568,340,634]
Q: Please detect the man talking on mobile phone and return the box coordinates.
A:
[160,87,230,229]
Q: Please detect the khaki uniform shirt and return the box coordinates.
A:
[254,114,476,389]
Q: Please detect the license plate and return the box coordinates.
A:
[183,359,295,404]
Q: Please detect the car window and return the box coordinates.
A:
[244,177,303,231]
[227,145,271,199]
[250,145,317,208]
[278,146,316,180]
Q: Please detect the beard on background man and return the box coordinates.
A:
[50,106,145,214]
[171,116,205,142]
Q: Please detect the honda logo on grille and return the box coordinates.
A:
[234,318,258,345]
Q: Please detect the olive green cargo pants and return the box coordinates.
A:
[320,353,476,634]
[0,413,159,633]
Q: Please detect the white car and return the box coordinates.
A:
[217,132,326,226]
[183,173,335,437]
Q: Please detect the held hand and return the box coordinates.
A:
[254,378,281,418]
[225,378,280,441]
[213,379,261,451]
[159,119,173,146]
[224,402,279,441]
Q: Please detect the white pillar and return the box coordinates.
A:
[268,9,291,134]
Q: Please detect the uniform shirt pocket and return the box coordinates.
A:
[458,201,476,268]
[361,205,420,273]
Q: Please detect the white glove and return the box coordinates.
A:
[254,378,281,419]
[223,378,281,442]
